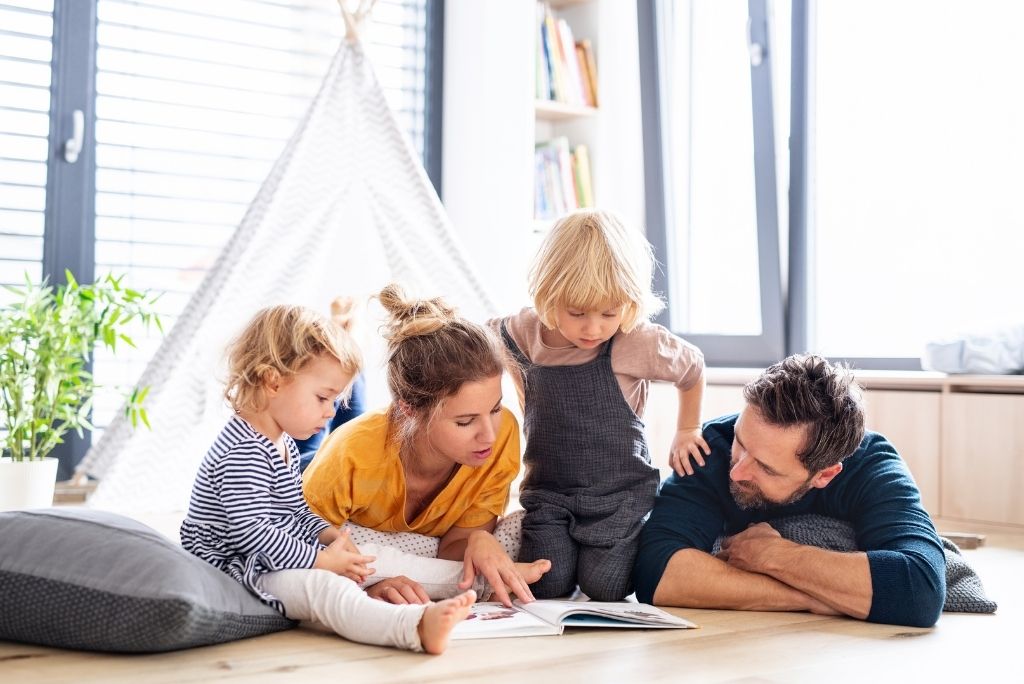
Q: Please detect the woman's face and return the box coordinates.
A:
[423,374,504,468]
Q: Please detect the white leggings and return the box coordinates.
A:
[346,509,525,600]
[259,569,426,651]
[257,510,525,648]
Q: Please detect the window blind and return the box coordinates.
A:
[0,0,53,302]
[86,0,431,427]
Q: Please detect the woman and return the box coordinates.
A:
[303,284,549,607]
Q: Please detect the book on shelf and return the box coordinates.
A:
[553,136,577,214]
[572,143,594,208]
[556,18,586,105]
[577,38,599,107]
[452,600,698,640]
[536,2,598,107]
[535,137,594,220]
[536,3,555,100]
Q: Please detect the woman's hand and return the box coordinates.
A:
[365,576,430,604]
[459,530,534,607]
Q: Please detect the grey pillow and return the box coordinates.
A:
[0,508,294,653]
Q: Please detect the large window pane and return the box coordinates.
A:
[812,0,1024,359]
[660,0,760,334]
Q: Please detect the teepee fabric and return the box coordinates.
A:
[78,35,497,512]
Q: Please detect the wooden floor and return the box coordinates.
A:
[3,523,1020,683]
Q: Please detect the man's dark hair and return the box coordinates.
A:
[742,354,866,473]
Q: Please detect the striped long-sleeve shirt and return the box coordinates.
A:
[180,416,331,610]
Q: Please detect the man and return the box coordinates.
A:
[634,354,945,628]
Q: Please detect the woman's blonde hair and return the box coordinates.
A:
[224,304,362,413]
[529,209,664,333]
[377,283,506,447]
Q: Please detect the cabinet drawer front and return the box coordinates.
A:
[942,393,1024,526]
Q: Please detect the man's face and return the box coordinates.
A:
[728,406,841,510]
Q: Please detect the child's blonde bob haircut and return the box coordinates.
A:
[529,209,664,333]
[224,304,362,414]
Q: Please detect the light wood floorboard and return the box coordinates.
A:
[3,524,1020,683]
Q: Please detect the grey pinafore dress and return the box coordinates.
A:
[502,322,660,601]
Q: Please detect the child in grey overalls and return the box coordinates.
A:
[491,209,708,601]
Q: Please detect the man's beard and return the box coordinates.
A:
[729,478,815,510]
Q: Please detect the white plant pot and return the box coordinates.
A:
[0,457,59,512]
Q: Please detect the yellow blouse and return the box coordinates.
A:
[302,407,520,537]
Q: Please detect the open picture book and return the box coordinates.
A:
[451,599,698,640]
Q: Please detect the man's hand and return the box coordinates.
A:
[716,522,786,574]
[716,524,860,614]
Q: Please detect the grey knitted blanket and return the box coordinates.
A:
[713,514,997,613]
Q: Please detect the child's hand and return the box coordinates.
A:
[318,525,361,554]
[314,529,376,583]
[338,526,361,555]
[669,427,710,476]
[317,525,341,545]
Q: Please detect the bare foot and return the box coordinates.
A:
[515,559,552,586]
[417,589,476,655]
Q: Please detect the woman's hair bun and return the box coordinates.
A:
[377,283,456,342]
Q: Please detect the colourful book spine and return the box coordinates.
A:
[575,43,593,107]
[578,39,599,108]
[556,18,585,105]
[552,136,578,211]
[537,3,555,100]
[572,144,594,208]
[542,7,566,101]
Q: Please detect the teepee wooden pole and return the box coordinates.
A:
[338,0,379,43]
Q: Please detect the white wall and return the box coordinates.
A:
[442,1,536,313]
[442,0,648,314]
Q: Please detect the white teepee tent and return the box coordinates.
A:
[77,7,497,512]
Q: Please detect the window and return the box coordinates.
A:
[0,0,441,475]
[640,0,785,365]
[642,0,1023,368]
[0,0,53,298]
[809,0,1024,361]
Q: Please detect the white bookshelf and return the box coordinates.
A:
[534,0,599,223]
[534,99,598,122]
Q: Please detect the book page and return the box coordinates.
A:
[451,603,562,640]
[518,600,698,629]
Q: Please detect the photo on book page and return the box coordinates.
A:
[452,602,563,639]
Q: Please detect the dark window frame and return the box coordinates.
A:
[638,0,785,368]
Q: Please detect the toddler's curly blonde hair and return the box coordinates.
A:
[224,304,362,414]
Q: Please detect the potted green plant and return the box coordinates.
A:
[0,271,161,510]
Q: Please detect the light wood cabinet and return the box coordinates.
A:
[941,392,1024,526]
[862,389,941,515]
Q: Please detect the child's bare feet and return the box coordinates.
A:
[515,559,551,586]
[417,589,476,655]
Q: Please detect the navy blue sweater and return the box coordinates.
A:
[635,414,946,627]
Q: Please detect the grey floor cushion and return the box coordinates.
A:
[0,508,295,653]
